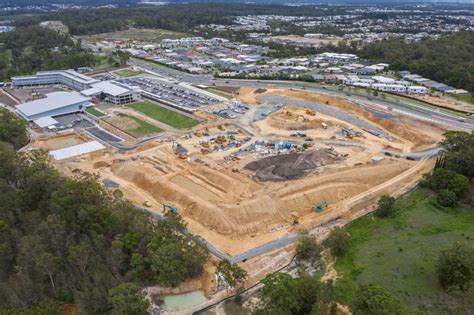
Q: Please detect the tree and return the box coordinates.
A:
[437,242,474,292]
[324,227,350,257]
[260,273,336,315]
[437,189,458,207]
[421,167,455,191]
[296,234,321,263]
[216,259,248,291]
[108,283,149,315]
[0,143,208,311]
[354,284,404,315]
[447,174,470,198]
[375,195,396,218]
[440,131,474,177]
[0,108,28,149]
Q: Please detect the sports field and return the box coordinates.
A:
[107,114,162,137]
[334,188,474,314]
[86,107,105,117]
[128,101,200,129]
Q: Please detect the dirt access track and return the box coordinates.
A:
[48,88,446,257]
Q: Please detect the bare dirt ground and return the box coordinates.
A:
[31,131,92,150]
[414,94,474,114]
[37,88,444,259]
[240,88,445,151]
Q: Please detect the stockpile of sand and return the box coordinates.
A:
[244,149,341,181]
[267,106,347,131]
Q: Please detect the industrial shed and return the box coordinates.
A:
[16,91,91,121]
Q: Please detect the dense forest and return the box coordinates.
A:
[12,4,347,36]
[0,108,208,313]
[360,31,474,93]
[0,26,97,82]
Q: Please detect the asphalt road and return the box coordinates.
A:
[126,58,473,263]
[130,58,474,132]
[259,94,391,139]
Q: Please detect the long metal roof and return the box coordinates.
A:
[16,91,90,117]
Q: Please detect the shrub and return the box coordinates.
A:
[438,242,474,292]
[354,284,405,315]
[376,194,396,218]
[324,227,350,257]
[296,234,321,262]
[437,189,458,207]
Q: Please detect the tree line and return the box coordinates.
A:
[252,131,474,314]
[0,108,208,314]
[359,31,474,93]
[0,26,97,82]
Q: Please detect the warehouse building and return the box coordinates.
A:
[12,70,100,90]
[16,91,91,121]
[81,80,141,105]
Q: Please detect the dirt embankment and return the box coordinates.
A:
[273,89,443,150]
[267,106,346,131]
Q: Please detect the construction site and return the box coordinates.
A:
[29,85,449,261]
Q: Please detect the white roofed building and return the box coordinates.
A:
[12,70,100,91]
[16,91,91,121]
[81,81,141,105]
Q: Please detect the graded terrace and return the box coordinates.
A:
[33,84,448,258]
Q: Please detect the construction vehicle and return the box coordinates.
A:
[305,109,316,116]
[315,200,327,213]
[163,203,178,214]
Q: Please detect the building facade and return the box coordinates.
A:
[12,70,100,91]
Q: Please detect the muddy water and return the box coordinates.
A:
[162,291,208,311]
[45,134,83,150]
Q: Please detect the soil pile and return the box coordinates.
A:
[245,149,340,181]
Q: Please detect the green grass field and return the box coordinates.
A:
[334,188,474,314]
[107,114,162,137]
[85,107,105,117]
[114,69,143,78]
[126,116,162,137]
[128,101,200,129]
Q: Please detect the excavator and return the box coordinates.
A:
[163,203,178,214]
[315,200,327,213]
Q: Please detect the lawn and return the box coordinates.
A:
[128,101,200,129]
[85,107,105,117]
[334,188,474,314]
[107,114,162,137]
[114,69,143,78]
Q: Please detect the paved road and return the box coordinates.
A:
[137,204,301,264]
[130,58,474,132]
[259,94,391,139]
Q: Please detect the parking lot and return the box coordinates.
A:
[117,77,220,111]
